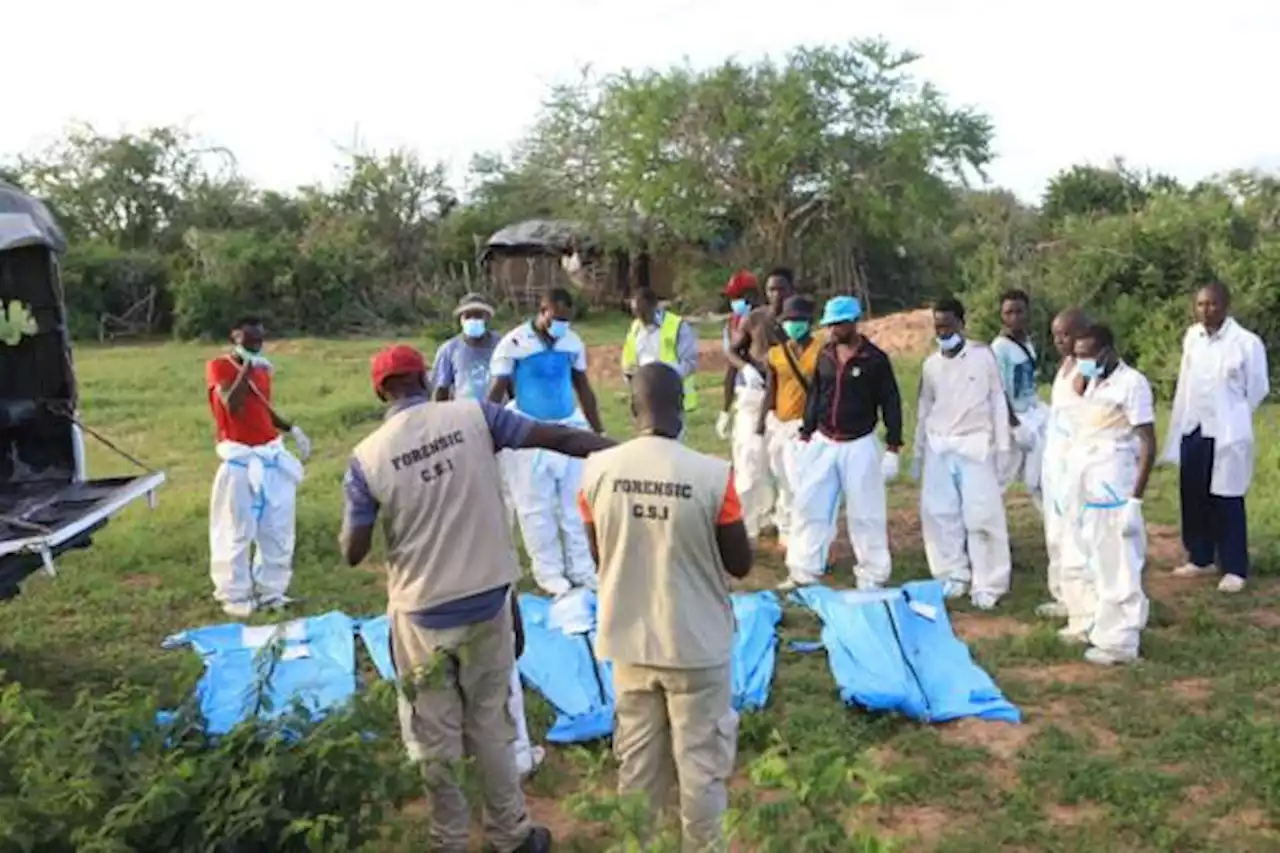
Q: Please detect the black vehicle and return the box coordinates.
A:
[0,182,165,600]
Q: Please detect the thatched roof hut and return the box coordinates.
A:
[479,218,673,309]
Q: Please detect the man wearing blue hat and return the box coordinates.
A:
[782,294,904,591]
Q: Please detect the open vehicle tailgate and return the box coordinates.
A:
[0,472,166,566]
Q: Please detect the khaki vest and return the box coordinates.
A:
[352,401,519,613]
[581,435,735,668]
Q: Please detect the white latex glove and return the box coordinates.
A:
[739,364,766,390]
[881,452,900,482]
[290,425,312,462]
[1122,497,1144,538]
[715,410,732,440]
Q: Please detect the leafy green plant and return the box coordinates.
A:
[0,648,419,853]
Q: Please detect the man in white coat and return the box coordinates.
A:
[914,297,1014,610]
[1161,282,1269,593]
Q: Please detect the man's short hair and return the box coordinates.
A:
[766,267,795,288]
[1200,280,1231,303]
[933,296,966,323]
[232,316,262,330]
[633,286,658,305]
[1078,322,1115,350]
[545,287,574,309]
[1000,288,1030,307]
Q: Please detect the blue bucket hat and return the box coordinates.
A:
[819,295,863,327]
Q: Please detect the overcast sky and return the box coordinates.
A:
[5,0,1277,203]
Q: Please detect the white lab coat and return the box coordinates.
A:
[1161,318,1269,497]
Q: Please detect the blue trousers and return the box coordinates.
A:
[1179,429,1249,578]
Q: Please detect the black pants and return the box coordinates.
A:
[1179,429,1249,578]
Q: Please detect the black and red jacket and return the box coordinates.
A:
[800,338,904,449]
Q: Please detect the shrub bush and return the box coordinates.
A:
[0,672,419,853]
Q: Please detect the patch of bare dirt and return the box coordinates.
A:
[1145,523,1185,566]
[1169,677,1213,703]
[526,793,597,846]
[1248,610,1280,629]
[951,612,1031,642]
[1215,807,1273,832]
[1045,802,1106,827]
[1004,662,1109,687]
[121,573,161,589]
[886,509,923,556]
[939,717,1034,762]
[1037,699,1121,753]
[853,804,955,852]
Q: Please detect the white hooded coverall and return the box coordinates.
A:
[1059,363,1153,658]
[915,342,1013,601]
[1039,363,1082,609]
[732,375,775,540]
[209,438,304,606]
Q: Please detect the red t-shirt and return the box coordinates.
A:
[206,357,278,446]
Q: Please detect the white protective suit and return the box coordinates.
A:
[1060,363,1153,659]
[507,665,543,776]
[786,432,891,588]
[732,378,775,540]
[209,438,304,608]
[1003,402,1050,508]
[915,342,1013,603]
[506,408,597,597]
[1038,363,1082,611]
[764,412,802,542]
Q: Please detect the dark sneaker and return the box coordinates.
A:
[511,825,552,853]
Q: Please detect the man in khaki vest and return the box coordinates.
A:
[340,344,614,853]
[577,363,754,852]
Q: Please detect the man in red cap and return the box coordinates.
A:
[718,269,758,439]
[340,344,613,853]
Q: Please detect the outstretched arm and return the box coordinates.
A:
[480,401,615,458]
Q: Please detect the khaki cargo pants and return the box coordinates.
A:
[389,601,530,853]
[612,661,738,853]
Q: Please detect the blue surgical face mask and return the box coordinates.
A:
[730,299,750,317]
[937,333,962,351]
[1076,357,1100,379]
[461,317,487,338]
[548,318,571,340]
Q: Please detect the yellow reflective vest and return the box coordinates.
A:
[621,311,699,411]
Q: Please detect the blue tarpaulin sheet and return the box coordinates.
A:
[507,589,785,743]
[158,611,358,735]
[515,592,616,744]
[791,581,1020,724]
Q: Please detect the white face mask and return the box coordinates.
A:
[937,333,963,351]
[461,317,487,338]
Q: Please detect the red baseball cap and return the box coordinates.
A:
[371,344,427,391]
[724,269,758,299]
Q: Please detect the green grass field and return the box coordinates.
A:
[4,317,1280,852]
